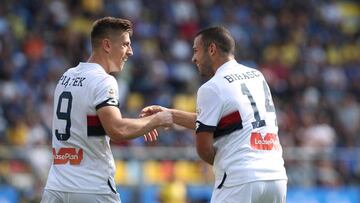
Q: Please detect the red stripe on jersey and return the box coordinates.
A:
[87,115,101,126]
[218,111,241,128]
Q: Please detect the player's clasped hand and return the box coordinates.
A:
[155,111,173,128]
[140,105,168,117]
[140,106,173,142]
[144,129,158,142]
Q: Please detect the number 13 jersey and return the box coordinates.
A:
[195,60,287,187]
[45,62,120,194]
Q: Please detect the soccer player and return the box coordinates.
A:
[41,17,173,203]
[142,27,287,203]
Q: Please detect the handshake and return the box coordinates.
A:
[139,105,173,142]
[139,105,196,142]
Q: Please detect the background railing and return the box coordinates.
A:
[1,146,360,202]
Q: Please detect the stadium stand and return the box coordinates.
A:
[0,0,359,202]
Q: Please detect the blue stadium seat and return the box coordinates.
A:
[0,186,19,203]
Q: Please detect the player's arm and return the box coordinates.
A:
[97,106,172,142]
[194,85,222,165]
[141,106,196,130]
[171,108,196,130]
[196,131,215,165]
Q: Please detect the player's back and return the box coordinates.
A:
[45,62,118,194]
[200,60,287,187]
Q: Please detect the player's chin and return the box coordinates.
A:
[118,63,125,71]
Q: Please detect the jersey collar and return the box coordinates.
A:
[78,62,106,73]
[215,59,238,74]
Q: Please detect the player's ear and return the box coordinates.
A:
[102,38,111,53]
[208,43,216,56]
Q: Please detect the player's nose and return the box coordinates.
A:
[127,46,133,56]
[192,56,196,64]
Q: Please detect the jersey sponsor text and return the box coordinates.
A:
[52,148,83,165]
[250,132,280,151]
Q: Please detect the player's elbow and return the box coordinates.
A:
[106,127,130,142]
[196,132,215,165]
[196,145,214,165]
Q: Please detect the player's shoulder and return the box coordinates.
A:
[198,79,219,97]
[200,76,217,89]
[80,63,116,83]
[205,66,234,88]
[90,70,115,83]
[239,63,262,73]
[236,64,266,82]
[62,67,76,76]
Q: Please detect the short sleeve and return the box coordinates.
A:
[93,76,120,110]
[196,85,223,133]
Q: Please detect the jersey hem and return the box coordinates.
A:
[218,176,288,188]
[44,187,116,195]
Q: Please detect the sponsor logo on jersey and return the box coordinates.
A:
[195,122,200,130]
[250,132,281,151]
[52,148,83,165]
[107,98,118,106]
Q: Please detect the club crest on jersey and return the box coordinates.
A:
[107,87,117,98]
[196,108,201,115]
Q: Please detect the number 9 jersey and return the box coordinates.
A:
[45,62,120,194]
[195,60,287,188]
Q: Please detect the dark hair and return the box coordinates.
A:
[195,26,235,55]
[90,17,133,48]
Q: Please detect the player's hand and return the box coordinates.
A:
[140,105,171,142]
[155,111,173,128]
[140,105,168,117]
[143,129,158,142]
[142,111,172,142]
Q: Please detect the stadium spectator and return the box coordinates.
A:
[0,0,358,202]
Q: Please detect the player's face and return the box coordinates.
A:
[109,31,133,73]
[192,36,214,79]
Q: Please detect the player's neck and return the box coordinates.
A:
[87,53,110,73]
[212,55,234,72]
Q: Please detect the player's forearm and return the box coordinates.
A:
[170,109,196,130]
[198,149,215,165]
[196,131,215,165]
[111,115,158,141]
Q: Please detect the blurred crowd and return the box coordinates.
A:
[0,0,359,202]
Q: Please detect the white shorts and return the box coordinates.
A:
[40,189,121,203]
[210,180,287,203]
